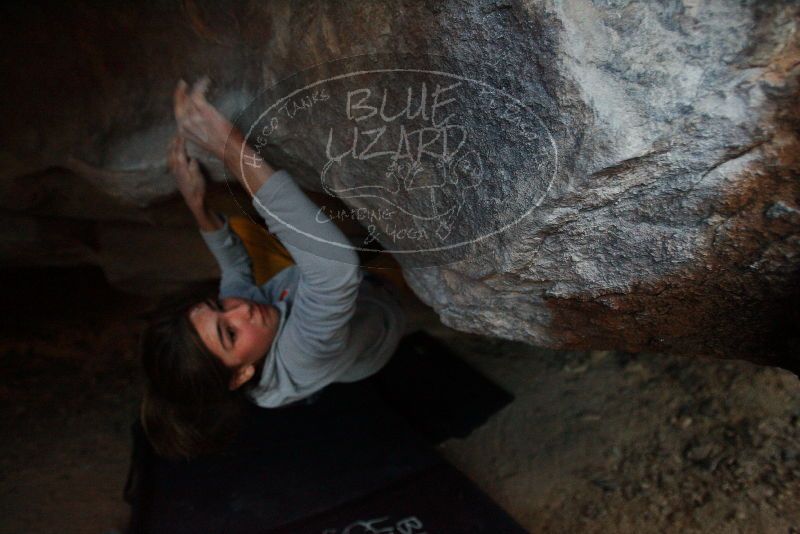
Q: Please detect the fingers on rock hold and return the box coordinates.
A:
[174,79,189,114]
[195,75,210,91]
[191,76,211,102]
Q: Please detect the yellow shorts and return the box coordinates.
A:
[228,215,407,293]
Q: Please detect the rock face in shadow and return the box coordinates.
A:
[1,1,798,367]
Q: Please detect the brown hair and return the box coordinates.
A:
[139,284,251,460]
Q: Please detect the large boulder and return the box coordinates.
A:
[1,1,798,367]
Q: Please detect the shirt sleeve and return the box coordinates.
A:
[199,215,259,300]
[251,169,362,386]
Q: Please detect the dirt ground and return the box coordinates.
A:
[432,324,800,533]
[0,267,798,533]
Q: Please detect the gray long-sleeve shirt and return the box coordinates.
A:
[200,169,407,408]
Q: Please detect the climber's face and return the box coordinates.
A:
[188,297,279,390]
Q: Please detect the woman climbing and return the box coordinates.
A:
[139,78,407,459]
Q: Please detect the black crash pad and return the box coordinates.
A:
[125,331,521,533]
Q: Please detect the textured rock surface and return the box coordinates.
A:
[1,1,798,365]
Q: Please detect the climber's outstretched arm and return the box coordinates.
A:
[167,133,222,232]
